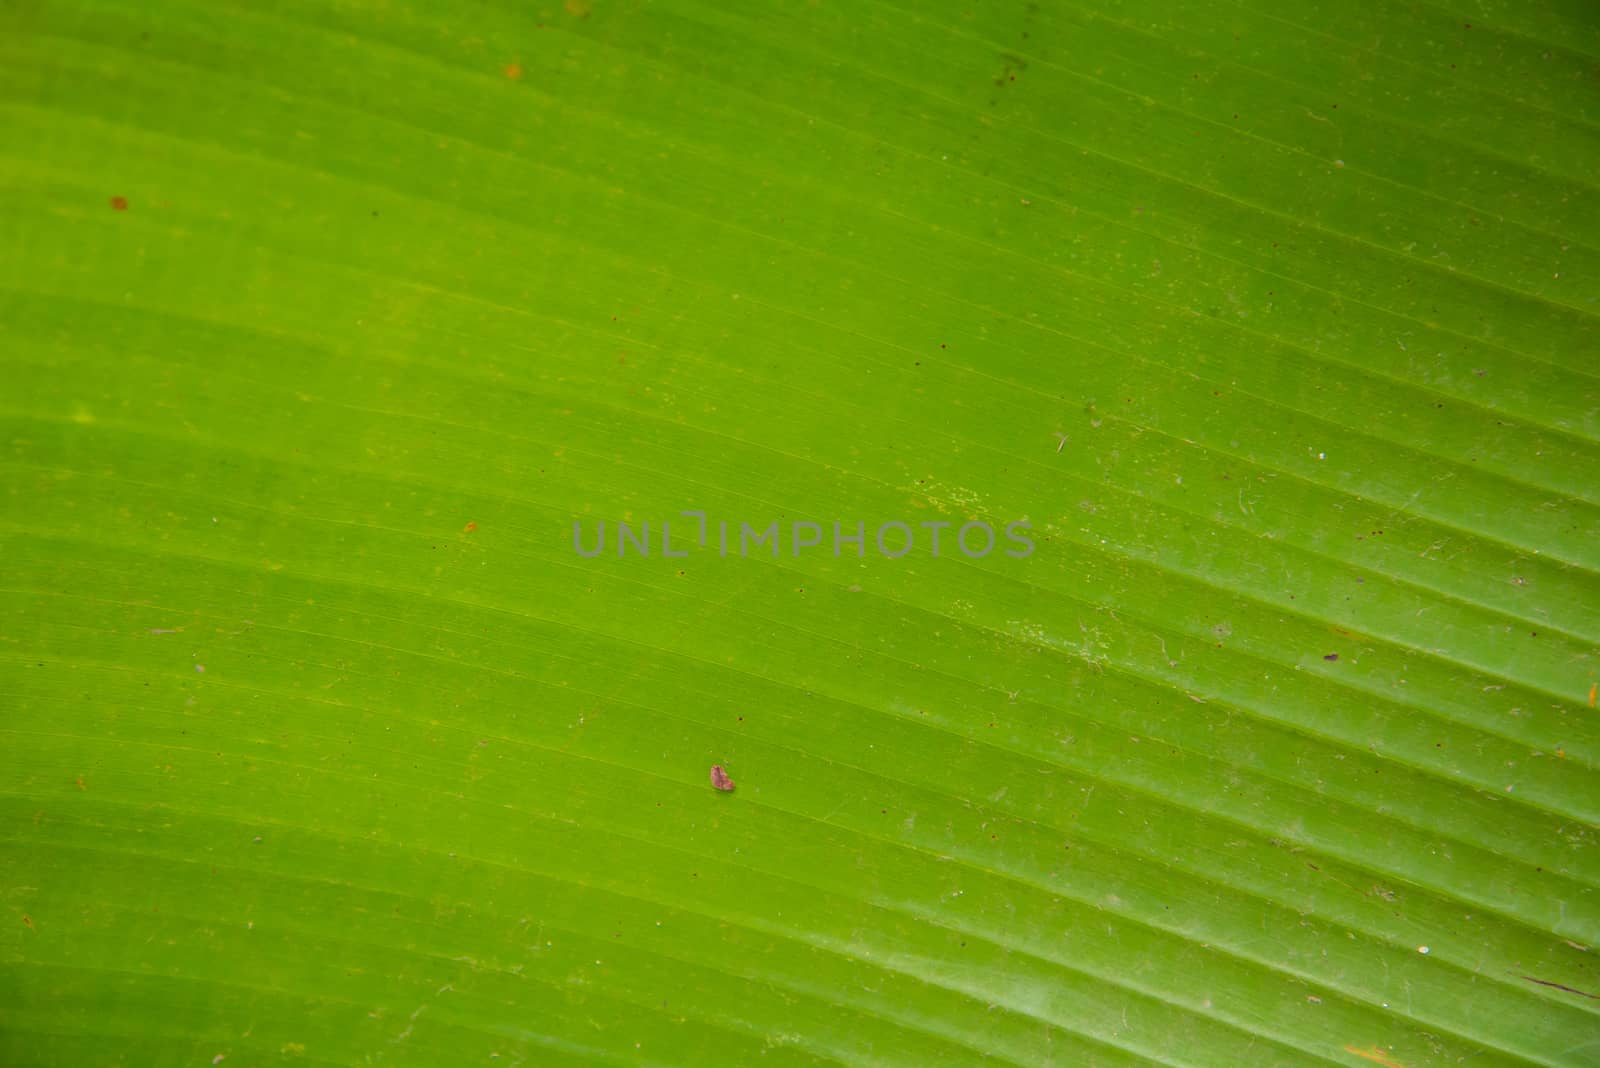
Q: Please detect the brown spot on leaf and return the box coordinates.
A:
[504,61,523,80]
[709,764,735,792]
[109,196,128,211]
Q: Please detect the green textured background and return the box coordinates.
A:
[3,1,1598,1065]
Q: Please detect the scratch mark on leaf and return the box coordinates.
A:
[1517,974,1600,1000]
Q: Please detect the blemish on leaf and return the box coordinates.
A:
[1588,683,1596,707]
[1516,974,1599,1000]
[709,765,735,792]
[1342,1046,1406,1068]
[464,521,478,533]
[1324,653,1339,662]
[21,914,34,930]
[504,61,523,81]
[109,196,128,211]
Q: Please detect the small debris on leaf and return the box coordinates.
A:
[709,765,735,792]
[1324,653,1339,662]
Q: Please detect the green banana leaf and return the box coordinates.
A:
[3,1,1597,1065]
